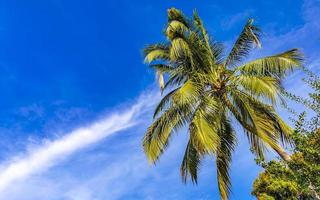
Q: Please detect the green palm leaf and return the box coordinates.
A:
[166,20,189,40]
[144,43,170,63]
[143,104,191,163]
[189,108,220,154]
[180,140,201,184]
[225,19,261,67]
[232,74,282,104]
[236,49,303,78]
[216,118,236,200]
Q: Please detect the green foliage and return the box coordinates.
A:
[143,8,303,200]
[252,70,320,200]
[258,193,276,200]
[252,161,300,200]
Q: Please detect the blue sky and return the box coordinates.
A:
[0,0,319,199]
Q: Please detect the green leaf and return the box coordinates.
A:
[216,118,236,200]
[144,43,170,63]
[232,75,281,104]
[143,104,192,163]
[180,140,201,184]
[225,19,261,67]
[236,49,303,78]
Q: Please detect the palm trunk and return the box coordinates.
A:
[274,146,291,161]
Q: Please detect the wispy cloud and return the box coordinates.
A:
[0,91,159,192]
[221,10,254,30]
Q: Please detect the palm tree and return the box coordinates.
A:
[142,8,303,200]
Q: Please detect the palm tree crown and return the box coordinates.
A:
[142,8,303,200]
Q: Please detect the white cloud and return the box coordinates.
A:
[0,91,159,193]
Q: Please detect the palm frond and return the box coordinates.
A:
[154,78,201,119]
[189,109,220,154]
[210,41,224,65]
[193,10,212,56]
[170,37,193,62]
[235,49,303,78]
[225,19,261,67]
[163,69,187,90]
[172,79,202,105]
[144,43,170,63]
[223,91,271,158]
[180,140,201,184]
[231,75,282,104]
[149,64,174,73]
[227,89,293,150]
[166,20,189,40]
[143,104,192,163]
[153,87,179,119]
[167,8,190,28]
[186,31,214,72]
[216,118,236,200]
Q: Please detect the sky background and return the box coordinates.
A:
[0,0,319,199]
